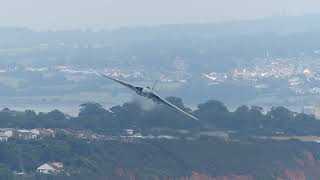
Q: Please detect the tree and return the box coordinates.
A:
[79,103,108,118]
[47,110,67,121]
[266,106,294,129]
[25,110,37,117]
[78,103,113,129]
[233,105,265,130]
[194,100,230,127]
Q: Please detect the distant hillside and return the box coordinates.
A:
[1,15,320,113]
[1,15,320,70]
[2,137,320,180]
[2,14,320,45]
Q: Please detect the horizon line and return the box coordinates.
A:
[1,13,319,32]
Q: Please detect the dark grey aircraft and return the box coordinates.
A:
[100,73,199,121]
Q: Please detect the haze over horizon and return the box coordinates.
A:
[1,0,320,30]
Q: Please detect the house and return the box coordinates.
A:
[124,129,134,135]
[0,129,13,142]
[0,132,9,141]
[0,128,13,137]
[38,129,56,138]
[8,129,56,140]
[37,162,64,174]
[16,130,38,140]
[31,129,40,135]
[3,130,13,137]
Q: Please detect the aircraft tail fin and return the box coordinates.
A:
[152,80,158,91]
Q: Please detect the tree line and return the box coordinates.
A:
[0,97,320,135]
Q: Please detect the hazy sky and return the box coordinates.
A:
[1,0,320,30]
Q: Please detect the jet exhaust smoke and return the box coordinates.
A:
[132,96,156,111]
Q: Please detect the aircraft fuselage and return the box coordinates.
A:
[135,87,161,104]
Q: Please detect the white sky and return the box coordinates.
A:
[1,0,320,30]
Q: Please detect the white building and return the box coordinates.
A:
[37,162,64,174]
[17,130,38,140]
[0,129,13,141]
[124,129,134,135]
[38,129,56,138]
[0,133,9,141]
[31,129,40,135]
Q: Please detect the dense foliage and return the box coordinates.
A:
[0,97,320,135]
[1,136,320,180]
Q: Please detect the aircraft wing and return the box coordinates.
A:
[151,92,199,121]
[100,73,140,92]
